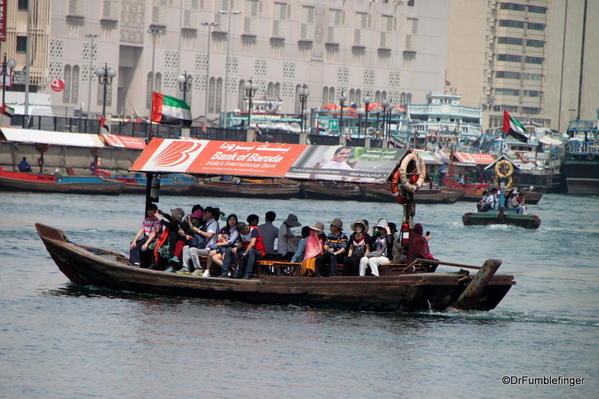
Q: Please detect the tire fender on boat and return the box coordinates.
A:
[397,152,426,192]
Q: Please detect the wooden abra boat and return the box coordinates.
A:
[192,178,301,199]
[462,211,541,229]
[302,181,362,201]
[360,184,462,204]
[36,224,515,311]
[0,169,124,195]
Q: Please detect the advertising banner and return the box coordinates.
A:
[286,145,405,183]
[100,133,146,150]
[130,138,404,183]
[0,0,6,42]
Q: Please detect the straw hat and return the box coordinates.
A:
[329,218,343,230]
[350,219,366,230]
[310,222,325,232]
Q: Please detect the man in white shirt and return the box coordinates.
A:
[258,211,279,255]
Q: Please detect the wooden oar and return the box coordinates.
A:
[410,258,483,270]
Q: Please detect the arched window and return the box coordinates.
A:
[63,65,71,103]
[146,72,154,108]
[155,72,162,93]
[294,84,301,113]
[238,79,245,109]
[356,89,362,106]
[185,74,193,105]
[330,87,335,104]
[322,86,328,105]
[349,89,355,105]
[375,90,381,103]
[407,92,412,104]
[208,77,216,113]
[381,91,387,101]
[274,82,280,99]
[71,65,80,104]
[267,82,274,98]
[215,77,223,113]
[400,92,406,104]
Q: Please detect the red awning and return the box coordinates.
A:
[453,152,495,165]
[100,133,146,150]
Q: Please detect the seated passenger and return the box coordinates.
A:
[343,220,370,276]
[319,218,348,277]
[278,214,302,260]
[359,219,393,277]
[129,203,162,268]
[18,157,32,172]
[247,214,259,227]
[407,223,436,271]
[515,191,527,214]
[206,214,239,276]
[229,222,266,279]
[290,226,312,262]
[180,207,220,275]
[477,190,494,212]
[153,208,186,271]
[299,222,325,277]
[258,211,279,256]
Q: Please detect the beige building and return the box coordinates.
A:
[17,0,449,121]
[448,0,599,131]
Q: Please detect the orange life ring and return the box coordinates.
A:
[398,152,426,192]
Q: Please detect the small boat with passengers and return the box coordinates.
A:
[38,139,516,311]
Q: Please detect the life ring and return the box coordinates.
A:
[495,159,513,179]
[398,152,426,192]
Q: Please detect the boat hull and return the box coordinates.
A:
[0,171,123,195]
[302,182,362,201]
[360,184,462,204]
[192,180,301,199]
[36,224,514,312]
[563,157,599,195]
[462,212,541,229]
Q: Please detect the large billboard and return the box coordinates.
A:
[130,139,405,183]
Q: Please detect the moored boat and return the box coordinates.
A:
[0,168,124,195]
[114,173,195,195]
[192,178,301,199]
[360,184,462,204]
[36,223,515,311]
[462,211,541,229]
[302,181,362,201]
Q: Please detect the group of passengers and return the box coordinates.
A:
[129,204,435,279]
[477,187,527,214]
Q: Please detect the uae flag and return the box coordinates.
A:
[502,110,528,142]
[151,92,192,126]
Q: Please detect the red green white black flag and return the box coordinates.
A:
[151,92,192,126]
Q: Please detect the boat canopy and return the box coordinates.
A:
[413,150,443,165]
[99,133,146,149]
[453,152,495,165]
[130,138,407,183]
[0,127,104,148]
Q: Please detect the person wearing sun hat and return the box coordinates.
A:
[358,218,393,277]
[277,213,302,259]
[343,219,371,276]
[320,218,348,277]
[298,221,325,276]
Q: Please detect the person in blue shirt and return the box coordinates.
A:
[18,157,32,172]
[291,226,312,263]
[319,218,348,277]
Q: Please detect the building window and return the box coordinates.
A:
[323,86,329,104]
[238,79,245,109]
[496,71,521,79]
[526,39,545,48]
[524,90,540,97]
[18,0,28,10]
[495,88,520,96]
[16,36,27,53]
[525,56,544,64]
[71,65,80,104]
[527,22,545,31]
[497,37,523,45]
[146,73,154,108]
[208,77,215,113]
[215,77,223,113]
[499,20,524,28]
[528,6,547,14]
[496,54,522,62]
[500,3,526,11]
[63,65,72,103]
[407,0,415,6]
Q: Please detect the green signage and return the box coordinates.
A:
[320,118,339,130]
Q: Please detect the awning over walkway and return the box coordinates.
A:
[453,152,495,165]
[130,139,407,183]
[0,127,105,148]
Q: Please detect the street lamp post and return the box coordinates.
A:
[177,71,192,103]
[339,90,348,134]
[381,99,390,142]
[94,63,116,118]
[298,84,310,134]
[218,9,241,126]
[363,96,371,137]
[244,79,258,128]
[356,108,365,136]
[201,21,218,122]
[1,54,16,109]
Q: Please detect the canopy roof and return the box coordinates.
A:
[130,138,407,183]
[0,127,104,148]
[413,150,442,165]
[453,152,495,165]
[100,133,146,149]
